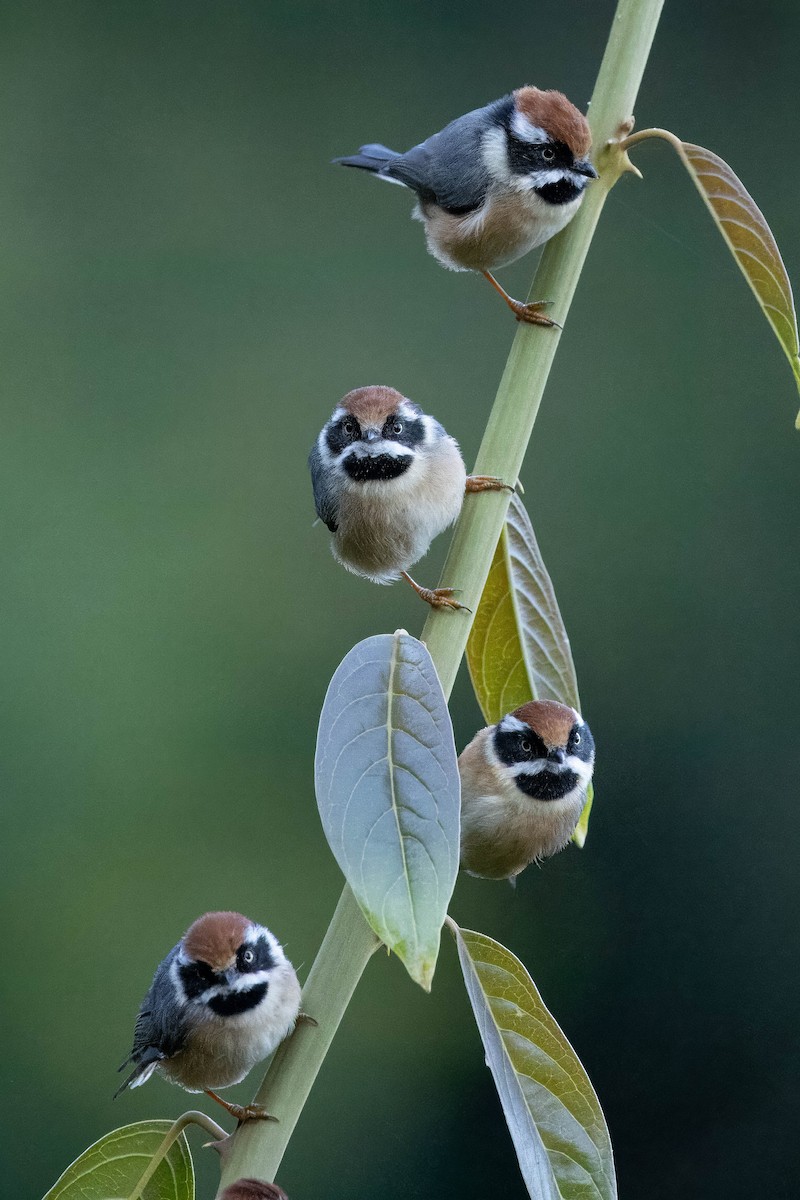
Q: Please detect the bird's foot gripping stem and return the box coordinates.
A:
[465,475,514,494]
[482,272,561,328]
[205,1089,277,1125]
[401,572,470,612]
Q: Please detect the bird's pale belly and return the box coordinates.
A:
[160,1012,287,1092]
[420,191,582,273]
[332,453,466,583]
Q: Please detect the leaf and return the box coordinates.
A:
[635,131,800,423]
[44,1120,194,1200]
[315,630,460,990]
[451,922,617,1200]
[466,493,593,845]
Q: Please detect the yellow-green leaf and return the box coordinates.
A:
[630,130,800,423]
[466,493,593,844]
[43,1120,194,1200]
[451,922,617,1200]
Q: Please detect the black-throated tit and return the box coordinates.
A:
[309,385,509,610]
[334,86,597,326]
[459,700,595,880]
[116,911,302,1122]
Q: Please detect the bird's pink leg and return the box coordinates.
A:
[482,271,561,328]
[465,475,514,494]
[401,571,470,613]
[205,1089,277,1124]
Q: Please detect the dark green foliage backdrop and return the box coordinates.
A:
[1,2,798,1197]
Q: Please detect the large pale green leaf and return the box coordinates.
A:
[631,130,800,424]
[466,493,593,845]
[452,923,616,1200]
[315,630,460,990]
[44,1120,194,1200]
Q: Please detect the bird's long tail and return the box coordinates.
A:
[332,143,401,174]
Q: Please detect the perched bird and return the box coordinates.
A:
[221,1182,288,1200]
[309,385,510,610]
[116,911,302,1122]
[334,86,597,325]
[458,700,595,880]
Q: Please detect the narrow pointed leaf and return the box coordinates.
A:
[466,493,593,844]
[452,923,616,1200]
[636,131,800,422]
[315,630,460,990]
[44,1120,194,1200]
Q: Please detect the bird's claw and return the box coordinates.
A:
[420,587,471,613]
[512,300,561,328]
[230,1103,278,1125]
[465,474,514,494]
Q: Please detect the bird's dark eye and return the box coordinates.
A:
[573,732,581,746]
[542,147,555,161]
[242,949,255,965]
[521,740,531,753]
[343,420,355,435]
[392,421,403,435]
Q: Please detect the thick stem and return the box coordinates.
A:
[423,0,665,689]
[217,0,664,1190]
[217,887,379,1191]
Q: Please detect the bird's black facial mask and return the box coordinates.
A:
[506,136,592,205]
[381,412,426,450]
[326,415,361,457]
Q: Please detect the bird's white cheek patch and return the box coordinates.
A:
[480,126,512,185]
[566,755,594,785]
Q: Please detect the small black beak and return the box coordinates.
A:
[363,428,380,443]
[574,158,598,179]
[548,747,566,765]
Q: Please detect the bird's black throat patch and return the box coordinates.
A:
[514,769,579,801]
[343,453,412,482]
[535,177,583,206]
[206,981,268,1017]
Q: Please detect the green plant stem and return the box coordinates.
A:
[217,1,664,1191]
[217,886,379,1191]
[424,0,664,691]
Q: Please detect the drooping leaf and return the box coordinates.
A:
[44,1120,194,1200]
[452,922,617,1200]
[634,131,800,423]
[315,630,460,990]
[466,493,593,845]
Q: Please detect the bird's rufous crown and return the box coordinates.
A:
[512,699,578,748]
[183,911,251,970]
[513,87,592,157]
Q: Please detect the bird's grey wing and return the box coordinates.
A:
[116,949,188,1093]
[308,442,339,533]
[385,104,498,214]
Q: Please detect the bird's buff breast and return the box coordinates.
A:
[333,447,465,583]
[160,968,301,1092]
[419,190,582,273]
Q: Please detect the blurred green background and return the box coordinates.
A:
[1,1,798,1197]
